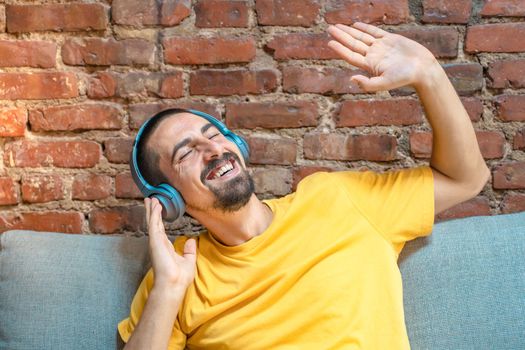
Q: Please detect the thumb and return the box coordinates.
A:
[351,75,388,92]
[183,238,197,264]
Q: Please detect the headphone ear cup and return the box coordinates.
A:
[154,184,186,222]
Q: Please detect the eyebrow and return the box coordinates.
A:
[170,123,216,163]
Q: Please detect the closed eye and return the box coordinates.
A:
[179,149,192,161]
[209,133,220,139]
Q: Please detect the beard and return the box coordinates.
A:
[201,152,255,212]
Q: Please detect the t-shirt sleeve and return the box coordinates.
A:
[117,250,187,349]
[330,165,435,246]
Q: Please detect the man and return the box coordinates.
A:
[118,22,490,349]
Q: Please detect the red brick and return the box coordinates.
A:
[251,167,292,196]
[256,0,320,26]
[283,66,365,94]
[72,174,112,201]
[0,177,18,206]
[87,72,116,99]
[246,137,297,165]
[190,69,278,96]
[443,63,483,95]
[461,97,483,122]
[292,166,334,191]
[336,99,423,127]
[325,0,409,25]
[0,41,56,68]
[465,23,525,53]
[436,197,491,222]
[159,73,184,98]
[163,36,255,65]
[0,108,26,137]
[104,138,134,164]
[89,206,145,234]
[493,162,525,189]
[409,131,505,159]
[501,193,525,214]
[266,33,339,60]
[304,133,397,161]
[495,94,525,121]
[21,175,64,203]
[6,3,108,33]
[394,27,459,58]
[4,141,100,168]
[514,129,525,150]
[488,59,525,89]
[112,0,191,26]
[226,101,318,129]
[115,173,142,199]
[0,72,78,100]
[477,131,506,159]
[481,0,525,17]
[422,0,471,23]
[409,132,432,158]
[113,72,183,98]
[29,104,122,132]
[0,212,83,234]
[128,103,221,130]
[195,0,248,28]
[62,38,154,66]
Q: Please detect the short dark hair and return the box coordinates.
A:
[135,108,189,187]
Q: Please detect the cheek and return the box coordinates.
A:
[176,162,203,188]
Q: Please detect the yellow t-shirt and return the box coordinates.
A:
[118,166,434,349]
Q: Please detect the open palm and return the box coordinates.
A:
[327,22,437,92]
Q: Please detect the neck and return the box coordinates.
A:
[189,195,274,246]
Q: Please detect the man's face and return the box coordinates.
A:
[148,112,255,214]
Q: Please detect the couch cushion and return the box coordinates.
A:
[0,230,150,350]
[399,211,525,349]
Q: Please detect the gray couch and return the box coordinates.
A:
[0,212,524,350]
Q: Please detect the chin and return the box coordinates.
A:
[210,172,255,213]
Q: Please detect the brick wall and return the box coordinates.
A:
[0,0,524,236]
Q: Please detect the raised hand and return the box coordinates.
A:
[145,197,197,291]
[327,22,439,92]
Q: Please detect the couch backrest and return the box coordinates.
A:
[0,231,151,350]
[399,211,525,349]
[1,212,524,350]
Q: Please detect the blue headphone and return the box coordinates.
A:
[130,108,250,222]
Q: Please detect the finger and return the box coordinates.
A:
[149,198,161,236]
[351,75,390,92]
[352,22,389,39]
[327,40,368,71]
[152,200,165,234]
[327,25,370,55]
[335,24,376,46]
[183,238,197,265]
[155,203,165,233]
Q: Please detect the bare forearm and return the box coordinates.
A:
[124,284,185,350]
[414,61,489,185]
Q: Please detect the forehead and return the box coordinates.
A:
[148,112,211,155]
[156,112,209,136]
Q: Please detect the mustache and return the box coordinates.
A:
[200,152,241,183]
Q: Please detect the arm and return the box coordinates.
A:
[124,285,185,350]
[414,63,490,214]
[124,198,197,350]
[327,23,490,214]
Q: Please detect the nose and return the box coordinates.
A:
[199,136,225,161]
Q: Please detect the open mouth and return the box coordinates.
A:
[205,157,240,182]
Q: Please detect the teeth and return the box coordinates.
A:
[211,162,234,180]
